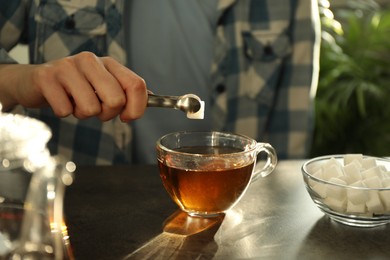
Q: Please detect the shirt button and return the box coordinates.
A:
[264,45,273,56]
[215,84,226,94]
[65,15,76,30]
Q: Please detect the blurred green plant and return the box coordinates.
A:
[311,0,390,156]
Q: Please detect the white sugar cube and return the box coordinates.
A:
[307,178,317,189]
[322,164,344,180]
[366,191,385,214]
[348,190,369,205]
[363,176,383,188]
[311,183,327,198]
[379,190,390,211]
[313,169,324,179]
[346,200,366,214]
[382,178,390,187]
[187,100,205,119]
[361,158,377,170]
[344,154,363,165]
[324,157,342,169]
[338,174,353,185]
[306,163,322,174]
[326,177,347,199]
[329,177,347,186]
[324,197,347,212]
[343,161,365,184]
[349,180,366,188]
[362,166,384,180]
[347,180,368,204]
[308,170,324,192]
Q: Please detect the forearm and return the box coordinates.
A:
[0,63,42,111]
[0,64,19,111]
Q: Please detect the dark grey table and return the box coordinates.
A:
[64,161,390,260]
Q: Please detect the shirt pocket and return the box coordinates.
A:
[33,1,107,63]
[241,30,291,105]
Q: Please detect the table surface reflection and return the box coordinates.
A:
[64,160,390,260]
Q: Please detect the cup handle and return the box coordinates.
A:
[251,143,278,182]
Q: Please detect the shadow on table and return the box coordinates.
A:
[296,216,390,259]
[123,210,224,260]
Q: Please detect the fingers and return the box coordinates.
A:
[31,63,76,117]
[33,52,147,122]
[101,56,148,122]
[66,52,126,121]
[53,61,102,119]
[32,56,102,119]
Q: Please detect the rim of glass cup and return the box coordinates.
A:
[302,154,390,191]
[156,131,259,157]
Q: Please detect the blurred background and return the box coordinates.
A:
[9,0,390,158]
[311,0,390,157]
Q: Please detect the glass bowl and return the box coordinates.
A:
[301,155,390,227]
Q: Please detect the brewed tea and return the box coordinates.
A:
[158,146,254,215]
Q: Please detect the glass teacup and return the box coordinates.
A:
[156,131,277,217]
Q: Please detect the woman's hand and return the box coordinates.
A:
[0,51,148,122]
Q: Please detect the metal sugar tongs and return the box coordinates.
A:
[147,93,205,119]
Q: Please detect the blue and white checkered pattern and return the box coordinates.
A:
[0,0,320,165]
[212,0,320,160]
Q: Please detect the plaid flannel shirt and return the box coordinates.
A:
[0,0,320,165]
